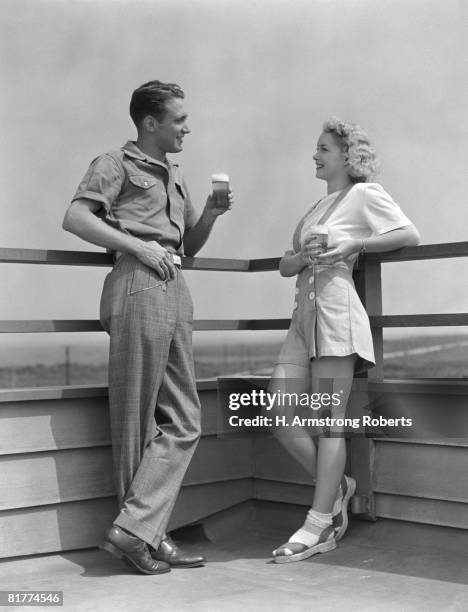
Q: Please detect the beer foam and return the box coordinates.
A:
[211,173,230,183]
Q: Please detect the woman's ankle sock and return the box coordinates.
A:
[288,509,333,547]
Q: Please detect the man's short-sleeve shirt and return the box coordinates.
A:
[72,141,199,255]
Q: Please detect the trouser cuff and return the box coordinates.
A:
[113,511,164,549]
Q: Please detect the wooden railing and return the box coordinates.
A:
[1,242,468,368]
[352,241,468,379]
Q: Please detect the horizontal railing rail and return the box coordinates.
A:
[1,241,468,269]
[364,241,468,263]
[1,242,467,335]
[0,319,292,333]
[0,248,251,271]
[370,314,468,327]
[2,314,468,334]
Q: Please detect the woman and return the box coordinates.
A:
[271,118,420,563]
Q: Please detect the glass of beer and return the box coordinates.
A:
[211,173,230,209]
[303,225,328,265]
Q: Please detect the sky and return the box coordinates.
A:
[1,0,467,353]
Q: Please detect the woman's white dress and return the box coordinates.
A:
[277,182,412,373]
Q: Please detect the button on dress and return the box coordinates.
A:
[279,260,375,373]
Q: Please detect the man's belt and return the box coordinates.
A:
[114,251,182,267]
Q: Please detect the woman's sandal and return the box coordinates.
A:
[332,474,356,541]
[271,525,336,563]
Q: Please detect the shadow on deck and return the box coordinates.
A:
[1,501,467,612]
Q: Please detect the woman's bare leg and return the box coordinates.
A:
[269,363,317,478]
[272,355,356,559]
[311,355,356,513]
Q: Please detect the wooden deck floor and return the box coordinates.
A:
[0,501,467,612]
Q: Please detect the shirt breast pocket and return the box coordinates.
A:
[128,175,158,190]
[127,174,166,212]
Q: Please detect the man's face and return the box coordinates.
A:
[152,97,190,154]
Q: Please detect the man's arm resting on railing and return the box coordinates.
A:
[62,199,177,280]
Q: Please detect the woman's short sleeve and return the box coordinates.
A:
[71,154,124,212]
[361,183,412,235]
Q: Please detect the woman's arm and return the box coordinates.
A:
[279,249,310,277]
[357,224,420,253]
[316,224,420,264]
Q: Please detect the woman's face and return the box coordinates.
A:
[313,132,348,183]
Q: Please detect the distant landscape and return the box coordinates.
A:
[0,333,467,389]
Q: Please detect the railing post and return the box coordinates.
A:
[350,255,384,520]
[354,257,384,379]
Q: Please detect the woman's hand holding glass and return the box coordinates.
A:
[315,238,361,265]
[301,239,324,266]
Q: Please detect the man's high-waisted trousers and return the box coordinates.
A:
[100,254,201,548]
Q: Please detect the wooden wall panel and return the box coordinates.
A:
[0,397,110,454]
[254,479,314,506]
[168,479,253,531]
[368,388,468,441]
[253,436,312,484]
[0,437,253,511]
[0,498,118,558]
[0,386,222,455]
[0,379,467,559]
[375,493,468,530]
[374,440,468,502]
[0,479,253,559]
[0,447,114,510]
[184,435,253,485]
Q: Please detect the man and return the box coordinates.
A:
[63,80,232,575]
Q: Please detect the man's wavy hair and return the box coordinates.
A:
[323,118,378,183]
[130,80,184,127]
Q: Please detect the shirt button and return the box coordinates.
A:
[293,302,298,310]
[144,180,148,186]
[309,276,314,284]
[309,292,315,300]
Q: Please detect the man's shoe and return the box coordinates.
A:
[151,535,206,568]
[100,525,171,575]
[332,475,356,541]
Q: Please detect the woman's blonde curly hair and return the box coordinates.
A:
[323,118,379,183]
